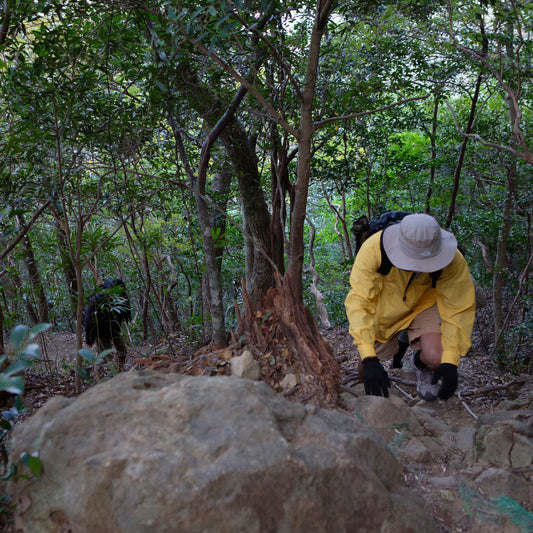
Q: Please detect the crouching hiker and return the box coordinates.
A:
[83,278,132,371]
[345,214,476,401]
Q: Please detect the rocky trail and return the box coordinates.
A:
[1,317,532,532]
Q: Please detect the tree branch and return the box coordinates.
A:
[313,95,429,130]
[0,201,51,263]
[445,100,531,162]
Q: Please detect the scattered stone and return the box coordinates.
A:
[342,393,424,436]
[279,372,298,390]
[475,467,533,510]
[230,349,261,380]
[475,419,533,468]
[412,405,451,436]
[455,426,476,454]
[402,437,433,463]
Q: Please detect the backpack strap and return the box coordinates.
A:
[430,270,442,288]
[377,232,393,275]
[378,231,443,287]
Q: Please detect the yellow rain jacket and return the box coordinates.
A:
[345,231,476,366]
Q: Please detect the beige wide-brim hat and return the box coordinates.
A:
[382,214,457,272]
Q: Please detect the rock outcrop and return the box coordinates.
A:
[9,371,437,533]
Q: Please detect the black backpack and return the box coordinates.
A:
[351,211,441,285]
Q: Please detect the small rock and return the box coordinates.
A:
[475,467,533,509]
[230,350,261,380]
[402,438,432,463]
[280,372,298,389]
[346,394,424,436]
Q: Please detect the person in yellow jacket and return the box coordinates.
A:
[345,213,476,401]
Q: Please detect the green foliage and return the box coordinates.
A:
[0,324,51,395]
[75,348,117,383]
[0,0,532,362]
[0,324,48,492]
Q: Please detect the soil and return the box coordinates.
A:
[1,312,532,532]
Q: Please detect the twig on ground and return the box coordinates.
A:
[389,376,416,386]
[342,371,360,385]
[458,392,478,420]
[393,383,415,400]
[460,377,527,397]
[339,384,361,397]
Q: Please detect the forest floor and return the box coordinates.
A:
[1,304,532,532]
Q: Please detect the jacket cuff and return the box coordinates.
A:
[357,343,376,360]
[441,351,460,366]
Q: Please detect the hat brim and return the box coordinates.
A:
[382,224,457,272]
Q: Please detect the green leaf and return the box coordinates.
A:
[78,348,96,363]
[0,374,24,395]
[20,452,42,476]
[14,396,27,412]
[18,344,41,360]
[9,325,29,352]
[28,323,52,339]
[75,366,92,381]
[95,348,114,364]
[5,359,34,375]
[155,79,168,92]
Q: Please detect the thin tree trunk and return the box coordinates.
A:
[445,13,487,228]
[493,163,515,360]
[221,119,273,299]
[122,217,167,340]
[0,294,5,354]
[270,124,295,275]
[306,216,331,328]
[7,257,39,325]
[425,96,439,214]
[55,222,78,319]
[21,231,49,324]
[279,0,340,405]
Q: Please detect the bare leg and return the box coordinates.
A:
[112,332,128,369]
[418,332,442,370]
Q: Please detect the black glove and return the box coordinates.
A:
[431,363,458,400]
[392,341,409,369]
[362,357,391,398]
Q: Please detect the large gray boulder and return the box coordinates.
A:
[9,371,437,532]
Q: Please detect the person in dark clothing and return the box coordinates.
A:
[83,278,132,369]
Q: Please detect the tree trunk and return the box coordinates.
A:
[270,124,295,275]
[0,294,4,354]
[444,71,482,228]
[279,0,340,405]
[425,95,439,214]
[445,15,487,228]
[171,69,274,302]
[493,163,515,360]
[21,233,49,324]
[7,257,39,325]
[221,119,273,298]
[123,217,167,340]
[212,168,232,268]
[306,216,331,328]
[55,222,78,319]
[273,272,338,406]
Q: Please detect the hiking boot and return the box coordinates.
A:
[410,351,438,401]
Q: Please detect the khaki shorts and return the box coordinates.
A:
[375,304,442,360]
